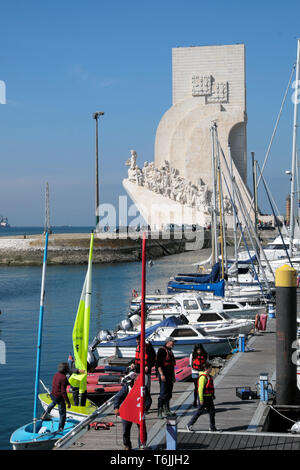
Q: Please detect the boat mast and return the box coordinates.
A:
[290,38,300,257]
[228,145,238,280]
[44,182,51,235]
[210,123,218,264]
[33,231,49,432]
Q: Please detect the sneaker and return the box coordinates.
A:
[209,427,221,432]
[186,424,193,432]
[124,446,131,450]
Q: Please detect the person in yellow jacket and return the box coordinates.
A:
[186,361,220,432]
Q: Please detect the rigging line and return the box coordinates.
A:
[256,160,293,268]
[236,63,296,233]
[222,173,266,298]
[233,176,275,285]
[257,63,296,187]
[217,138,274,283]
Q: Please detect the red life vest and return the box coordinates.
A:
[192,354,206,371]
[199,371,214,395]
[161,347,176,368]
[135,344,149,366]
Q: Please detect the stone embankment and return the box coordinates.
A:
[0,228,277,266]
[0,232,194,266]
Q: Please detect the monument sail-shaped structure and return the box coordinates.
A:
[123,43,253,229]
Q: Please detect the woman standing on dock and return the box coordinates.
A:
[189,344,208,407]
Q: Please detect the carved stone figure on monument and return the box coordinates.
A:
[135,167,144,186]
[126,150,138,182]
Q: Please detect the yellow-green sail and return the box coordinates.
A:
[69,233,94,395]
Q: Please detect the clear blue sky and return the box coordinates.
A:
[0,0,299,226]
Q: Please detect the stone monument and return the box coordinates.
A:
[123,43,253,229]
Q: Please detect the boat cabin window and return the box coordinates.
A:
[183,300,199,310]
[170,328,198,337]
[197,313,223,322]
[223,303,239,310]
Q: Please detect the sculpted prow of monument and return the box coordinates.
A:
[123,44,255,229]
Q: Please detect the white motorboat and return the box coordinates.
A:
[232,236,300,263]
[130,292,266,321]
[92,315,238,360]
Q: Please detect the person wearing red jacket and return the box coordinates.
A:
[41,362,71,431]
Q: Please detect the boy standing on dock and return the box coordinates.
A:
[186,361,219,432]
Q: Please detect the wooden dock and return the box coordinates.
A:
[55,311,300,451]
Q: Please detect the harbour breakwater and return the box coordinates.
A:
[0,231,209,266]
[0,228,277,266]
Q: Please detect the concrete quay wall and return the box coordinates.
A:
[0,232,197,266]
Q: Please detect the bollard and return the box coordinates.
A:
[259,373,269,401]
[166,416,177,450]
[275,264,297,405]
[268,304,275,318]
[238,334,245,352]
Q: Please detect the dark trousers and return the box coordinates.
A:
[122,420,147,449]
[158,372,174,408]
[71,386,87,406]
[46,393,67,430]
[192,378,198,405]
[188,395,216,428]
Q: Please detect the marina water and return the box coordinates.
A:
[0,227,207,449]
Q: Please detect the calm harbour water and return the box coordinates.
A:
[0,227,206,449]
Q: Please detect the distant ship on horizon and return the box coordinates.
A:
[0,216,10,228]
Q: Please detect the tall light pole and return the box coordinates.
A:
[93,111,104,230]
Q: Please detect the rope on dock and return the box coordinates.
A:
[268,405,297,424]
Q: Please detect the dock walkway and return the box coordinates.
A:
[56,315,300,451]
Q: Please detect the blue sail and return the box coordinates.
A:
[167,279,225,297]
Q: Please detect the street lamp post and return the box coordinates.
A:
[93,111,104,230]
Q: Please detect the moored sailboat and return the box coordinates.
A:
[39,233,98,420]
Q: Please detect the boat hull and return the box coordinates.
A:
[10,417,79,450]
[96,337,236,359]
[38,393,97,422]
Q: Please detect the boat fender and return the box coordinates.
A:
[132,289,138,297]
[291,422,300,434]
